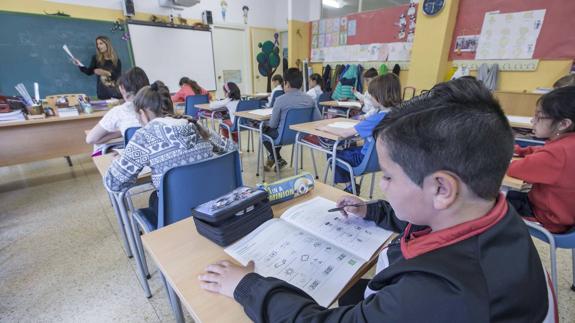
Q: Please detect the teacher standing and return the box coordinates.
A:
[72,36,122,99]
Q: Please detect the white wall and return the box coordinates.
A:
[274,0,289,30]
[288,0,321,22]
[46,0,279,28]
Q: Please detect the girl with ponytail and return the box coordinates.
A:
[105,81,237,212]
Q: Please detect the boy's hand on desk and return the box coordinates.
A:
[336,196,367,218]
[199,260,255,298]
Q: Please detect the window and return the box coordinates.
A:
[321,0,359,19]
[321,0,413,18]
[361,0,411,12]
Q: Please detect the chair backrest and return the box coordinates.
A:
[275,106,317,146]
[352,137,380,175]
[157,150,243,228]
[231,99,261,131]
[317,91,332,104]
[185,94,210,118]
[270,90,285,107]
[124,127,141,146]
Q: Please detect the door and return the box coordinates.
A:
[212,26,250,99]
[250,27,282,94]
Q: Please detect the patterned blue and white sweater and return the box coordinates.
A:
[105,117,236,192]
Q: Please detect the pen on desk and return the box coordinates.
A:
[327,200,378,212]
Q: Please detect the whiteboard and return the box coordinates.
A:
[128,23,217,92]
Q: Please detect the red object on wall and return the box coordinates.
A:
[346,4,414,45]
[449,0,575,60]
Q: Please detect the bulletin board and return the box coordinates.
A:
[310,3,417,63]
[449,0,575,61]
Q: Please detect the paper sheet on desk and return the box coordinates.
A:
[507,116,532,125]
[336,101,362,108]
[328,122,356,129]
[63,45,84,67]
[250,109,273,116]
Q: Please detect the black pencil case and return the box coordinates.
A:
[192,187,274,246]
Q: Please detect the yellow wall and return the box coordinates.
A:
[407,0,460,91]
[467,60,571,92]
[287,20,310,68]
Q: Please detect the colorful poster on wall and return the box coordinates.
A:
[475,9,546,59]
[454,35,480,52]
[347,19,357,37]
[387,42,412,61]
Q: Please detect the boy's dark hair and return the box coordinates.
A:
[272,74,284,84]
[537,86,575,133]
[284,68,303,89]
[368,73,402,108]
[134,80,174,116]
[309,73,323,90]
[363,68,378,79]
[552,74,575,88]
[373,78,514,200]
[225,82,241,100]
[118,67,150,96]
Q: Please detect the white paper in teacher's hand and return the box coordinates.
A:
[63,45,84,67]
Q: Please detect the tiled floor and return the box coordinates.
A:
[0,138,574,322]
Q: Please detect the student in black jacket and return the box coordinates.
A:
[72,36,122,99]
[198,78,554,322]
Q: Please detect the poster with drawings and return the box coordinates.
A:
[225,197,393,306]
[475,9,546,60]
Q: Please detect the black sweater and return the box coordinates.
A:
[79,55,122,99]
[233,197,549,322]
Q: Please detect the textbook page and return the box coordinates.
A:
[281,197,393,260]
[225,219,364,307]
[336,101,362,108]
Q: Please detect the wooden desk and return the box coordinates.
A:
[142,182,367,323]
[0,111,106,166]
[243,93,270,99]
[291,118,360,185]
[494,91,541,117]
[234,108,273,122]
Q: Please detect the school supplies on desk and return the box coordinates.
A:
[192,186,273,246]
[225,196,393,307]
[257,172,315,205]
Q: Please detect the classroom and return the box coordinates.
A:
[1,0,574,322]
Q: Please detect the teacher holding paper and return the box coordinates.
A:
[72,36,122,99]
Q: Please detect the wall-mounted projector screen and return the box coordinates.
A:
[128,22,217,92]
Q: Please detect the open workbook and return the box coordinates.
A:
[225,197,393,307]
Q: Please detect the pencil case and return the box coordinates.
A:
[192,186,273,246]
[256,172,315,205]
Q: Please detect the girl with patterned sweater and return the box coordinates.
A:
[105,81,236,202]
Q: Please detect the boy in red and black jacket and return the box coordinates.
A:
[199,78,554,322]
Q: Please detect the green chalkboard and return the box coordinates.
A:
[0,11,133,98]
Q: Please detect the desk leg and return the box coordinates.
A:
[114,192,152,298]
[256,123,263,177]
[162,274,185,323]
[108,192,133,258]
[331,140,340,186]
[294,132,301,176]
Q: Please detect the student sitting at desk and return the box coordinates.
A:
[353,68,379,118]
[211,82,242,141]
[105,81,236,212]
[198,78,552,322]
[306,73,323,101]
[266,74,283,108]
[507,86,575,233]
[263,68,320,171]
[320,74,401,194]
[86,67,150,150]
[171,77,210,103]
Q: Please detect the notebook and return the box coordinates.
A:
[225,196,393,307]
